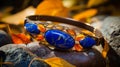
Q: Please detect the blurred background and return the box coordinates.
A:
[0,0,120,25]
[0,0,120,31]
[0,0,120,14]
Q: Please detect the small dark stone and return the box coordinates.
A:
[0,50,6,62]
[0,30,13,47]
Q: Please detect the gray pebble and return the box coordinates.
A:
[0,44,50,67]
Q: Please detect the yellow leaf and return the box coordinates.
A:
[44,57,75,67]
[87,0,108,8]
[35,0,69,17]
[73,9,97,21]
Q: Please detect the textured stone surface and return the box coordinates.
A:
[0,44,50,67]
[27,42,54,59]
[101,17,120,67]
[100,17,120,56]
[92,16,120,67]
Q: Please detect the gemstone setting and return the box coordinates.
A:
[44,29,75,49]
[79,37,96,48]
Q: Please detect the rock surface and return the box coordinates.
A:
[27,42,54,59]
[0,44,50,67]
[27,42,106,67]
[0,30,13,47]
[100,17,120,67]
[100,17,120,56]
[92,16,120,67]
[0,42,106,67]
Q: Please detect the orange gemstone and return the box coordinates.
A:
[38,24,46,32]
[66,29,76,36]
[75,34,85,41]
[36,34,44,41]
[73,44,83,51]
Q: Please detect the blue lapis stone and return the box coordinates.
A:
[25,23,40,34]
[79,37,96,48]
[44,29,75,49]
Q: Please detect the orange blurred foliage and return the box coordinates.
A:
[11,33,31,44]
[45,57,75,67]
[73,9,98,21]
[35,0,69,17]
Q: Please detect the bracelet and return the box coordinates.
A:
[24,15,105,51]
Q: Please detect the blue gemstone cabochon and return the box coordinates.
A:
[80,37,96,48]
[44,29,75,49]
[25,23,40,34]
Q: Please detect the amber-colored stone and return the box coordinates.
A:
[72,44,83,51]
[36,34,44,41]
[75,34,85,41]
[66,29,76,36]
[38,24,46,32]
